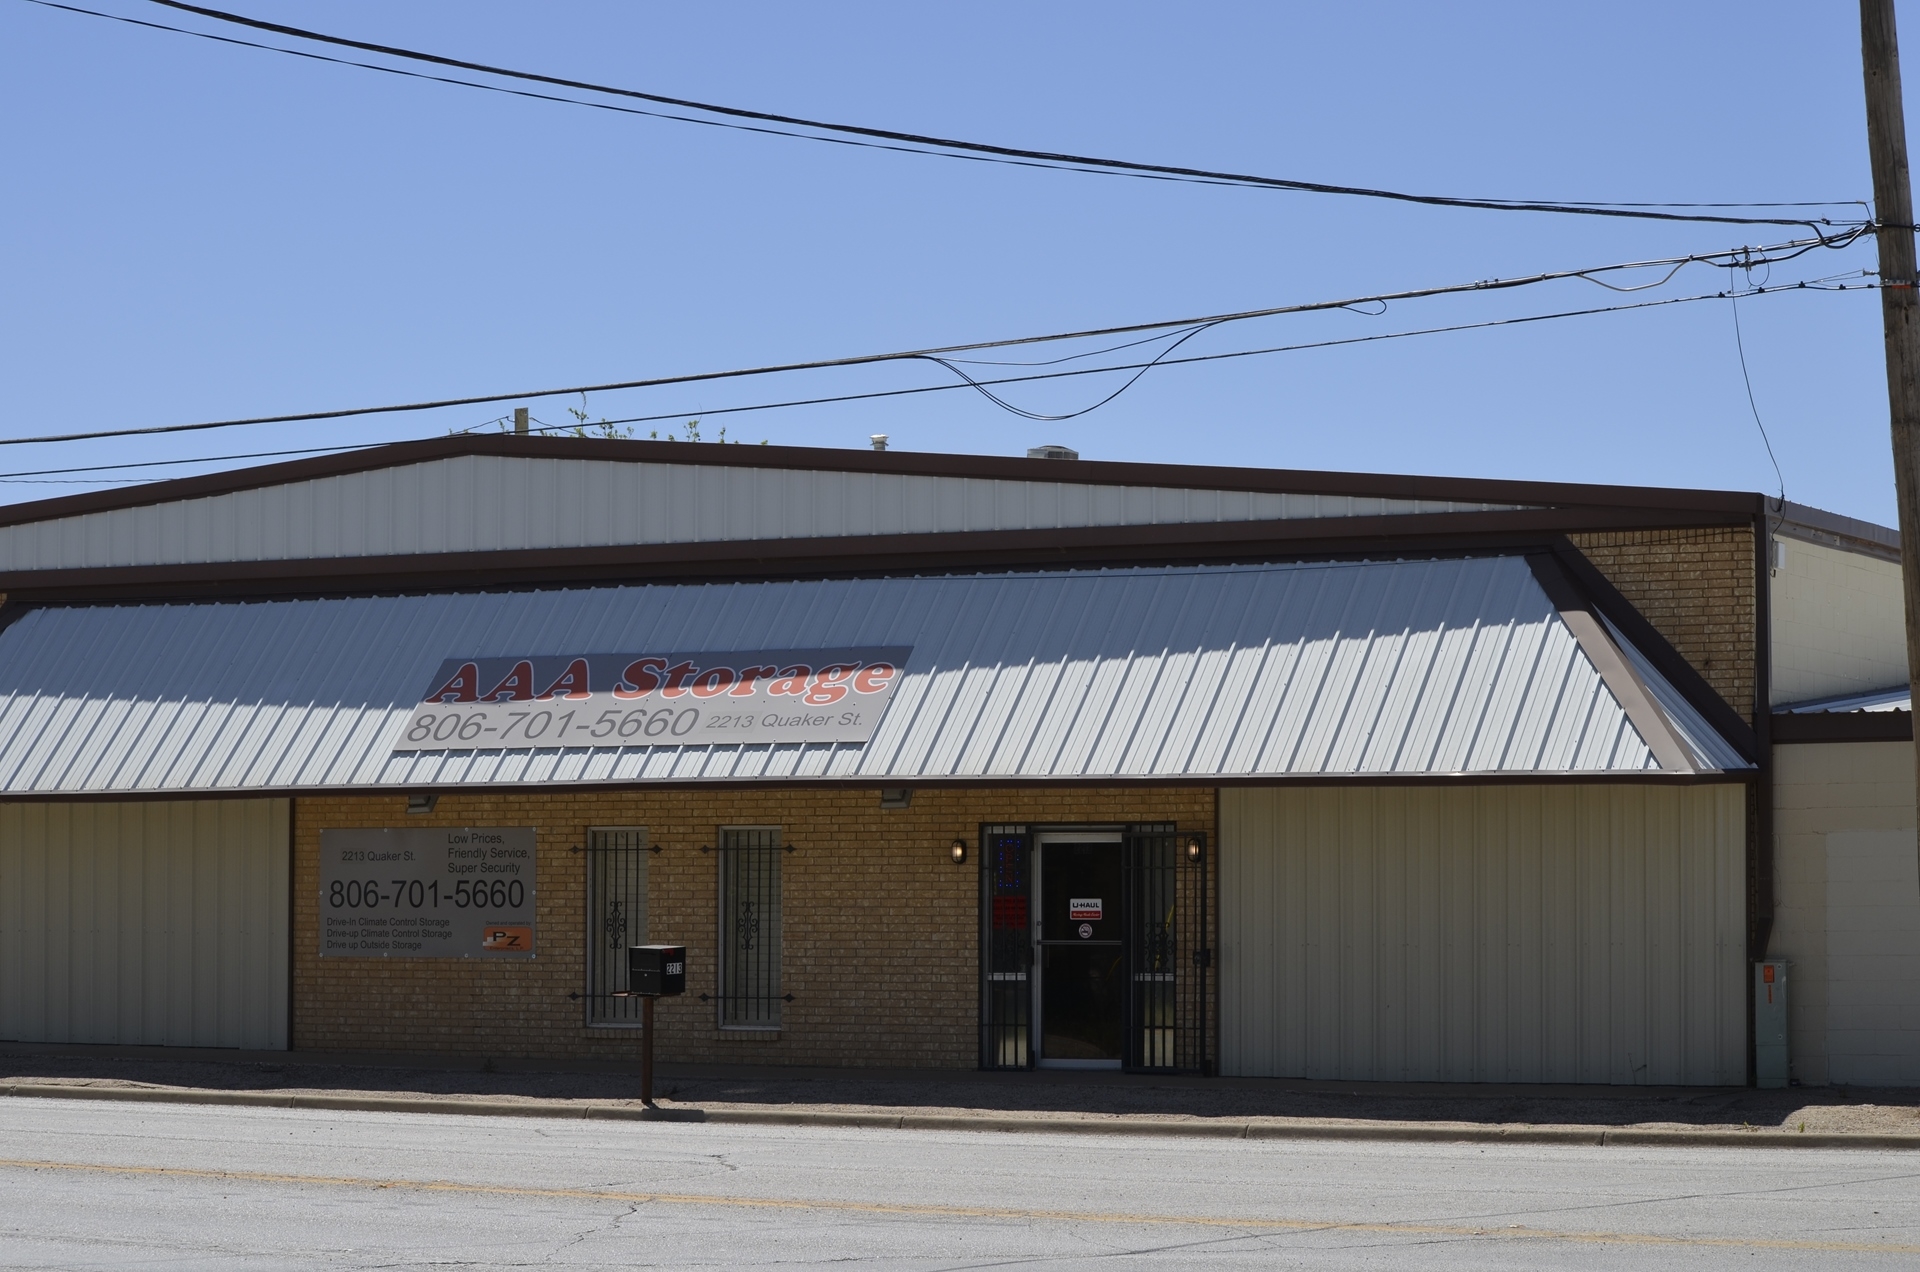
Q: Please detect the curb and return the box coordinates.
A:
[4,1081,1915,1150]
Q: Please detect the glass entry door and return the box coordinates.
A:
[1035,832,1125,1068]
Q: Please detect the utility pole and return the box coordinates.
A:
[1861,0,1920,820]
[514,406,529,435]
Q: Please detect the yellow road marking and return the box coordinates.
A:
[0,1156,1913,1255]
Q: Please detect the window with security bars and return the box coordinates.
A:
[716,827,782,1030]
[583,827,649,1026]
[978,826,1032,1068]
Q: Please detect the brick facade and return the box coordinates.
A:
[1569,525,1758,721]
[293,787,1215,1069]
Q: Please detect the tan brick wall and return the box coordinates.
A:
[1568,525,1757,720]
[293,787,1214,1069]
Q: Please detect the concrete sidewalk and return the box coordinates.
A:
[4,1042,1918,1148]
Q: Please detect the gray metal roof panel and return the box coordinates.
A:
[1778,685,1911,713]
[0,558,1748,794]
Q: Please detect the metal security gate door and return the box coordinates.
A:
[978,823,1210,1073]
[979,826,1032,1068]
[1126,824,1209,1074]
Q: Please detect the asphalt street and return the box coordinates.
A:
[0,1097,1916,1270]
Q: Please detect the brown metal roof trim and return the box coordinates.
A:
[0,433,1772,532]
[1776,501,1903,562]
[0,506,1752,604]
[1530,546,1758,763]
[1778,500,1901,552]
[1770,710,1914,743]
[1527,561,1698,774]
[0,769,1755,805]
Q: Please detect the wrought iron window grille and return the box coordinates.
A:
[580,827,650,1027]
[715,826,784,1030]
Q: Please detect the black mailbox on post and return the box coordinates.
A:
[627,944,687,997]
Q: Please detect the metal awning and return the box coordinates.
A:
[0,557,1749,795]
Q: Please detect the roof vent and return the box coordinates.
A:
[1026,444,1079,460]
[870,434,889,451]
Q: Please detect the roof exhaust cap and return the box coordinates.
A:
[870,434,889,451]
[1026,444,1079,460]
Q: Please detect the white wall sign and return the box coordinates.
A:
[320,827,536,958]
[393,647,910,752]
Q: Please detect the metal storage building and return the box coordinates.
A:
[0,434,1904,1086]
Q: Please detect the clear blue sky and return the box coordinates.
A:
[0,1,1907,521]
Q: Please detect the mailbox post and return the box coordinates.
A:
[625,944,686,1104]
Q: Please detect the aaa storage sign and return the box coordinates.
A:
[320,828,535,959]
[394,647,910,751]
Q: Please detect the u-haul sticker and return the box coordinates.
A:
[1069,898,1103,921]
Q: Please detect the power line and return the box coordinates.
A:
[0,232,1867,450]
[523,279,1869,435]
[0,476,165,485]
[1729,290,1787,524]
[0,441,381,481]
[0,274,1866,485]
[23,0,1865,229]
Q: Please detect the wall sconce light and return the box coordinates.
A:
[1185,836,1204,863]
[406,793,438,815]
[950,839,968,865]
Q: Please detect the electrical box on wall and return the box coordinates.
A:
[1755,960,1789,1088]
[627,944,687,997]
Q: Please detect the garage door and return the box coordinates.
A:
[0,800,289,1049]
[1219,784,1745,1085]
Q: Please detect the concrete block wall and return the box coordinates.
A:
[1569,525,1757,721]
[1769,536,1907,706]
[292,786,1214,1069]
[1772,741,1920,1085]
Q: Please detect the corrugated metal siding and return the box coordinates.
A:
[0,799,289,1048]
[0,455,1526,571]
[0,557,1743,795]
[1218,785,1746,1084]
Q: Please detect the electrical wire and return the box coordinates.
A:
[18,0,1865,230]
[1729,289,1788,530]
[0,232,1868,450]
[937,325,1213,368]
[920,322,1224,421]
[0,441,382,481]
[0,274,1868,486]
[0,476,165,485]
[518,279,1864,435]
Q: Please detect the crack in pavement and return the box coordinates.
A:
[0,1154,1913,1258]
